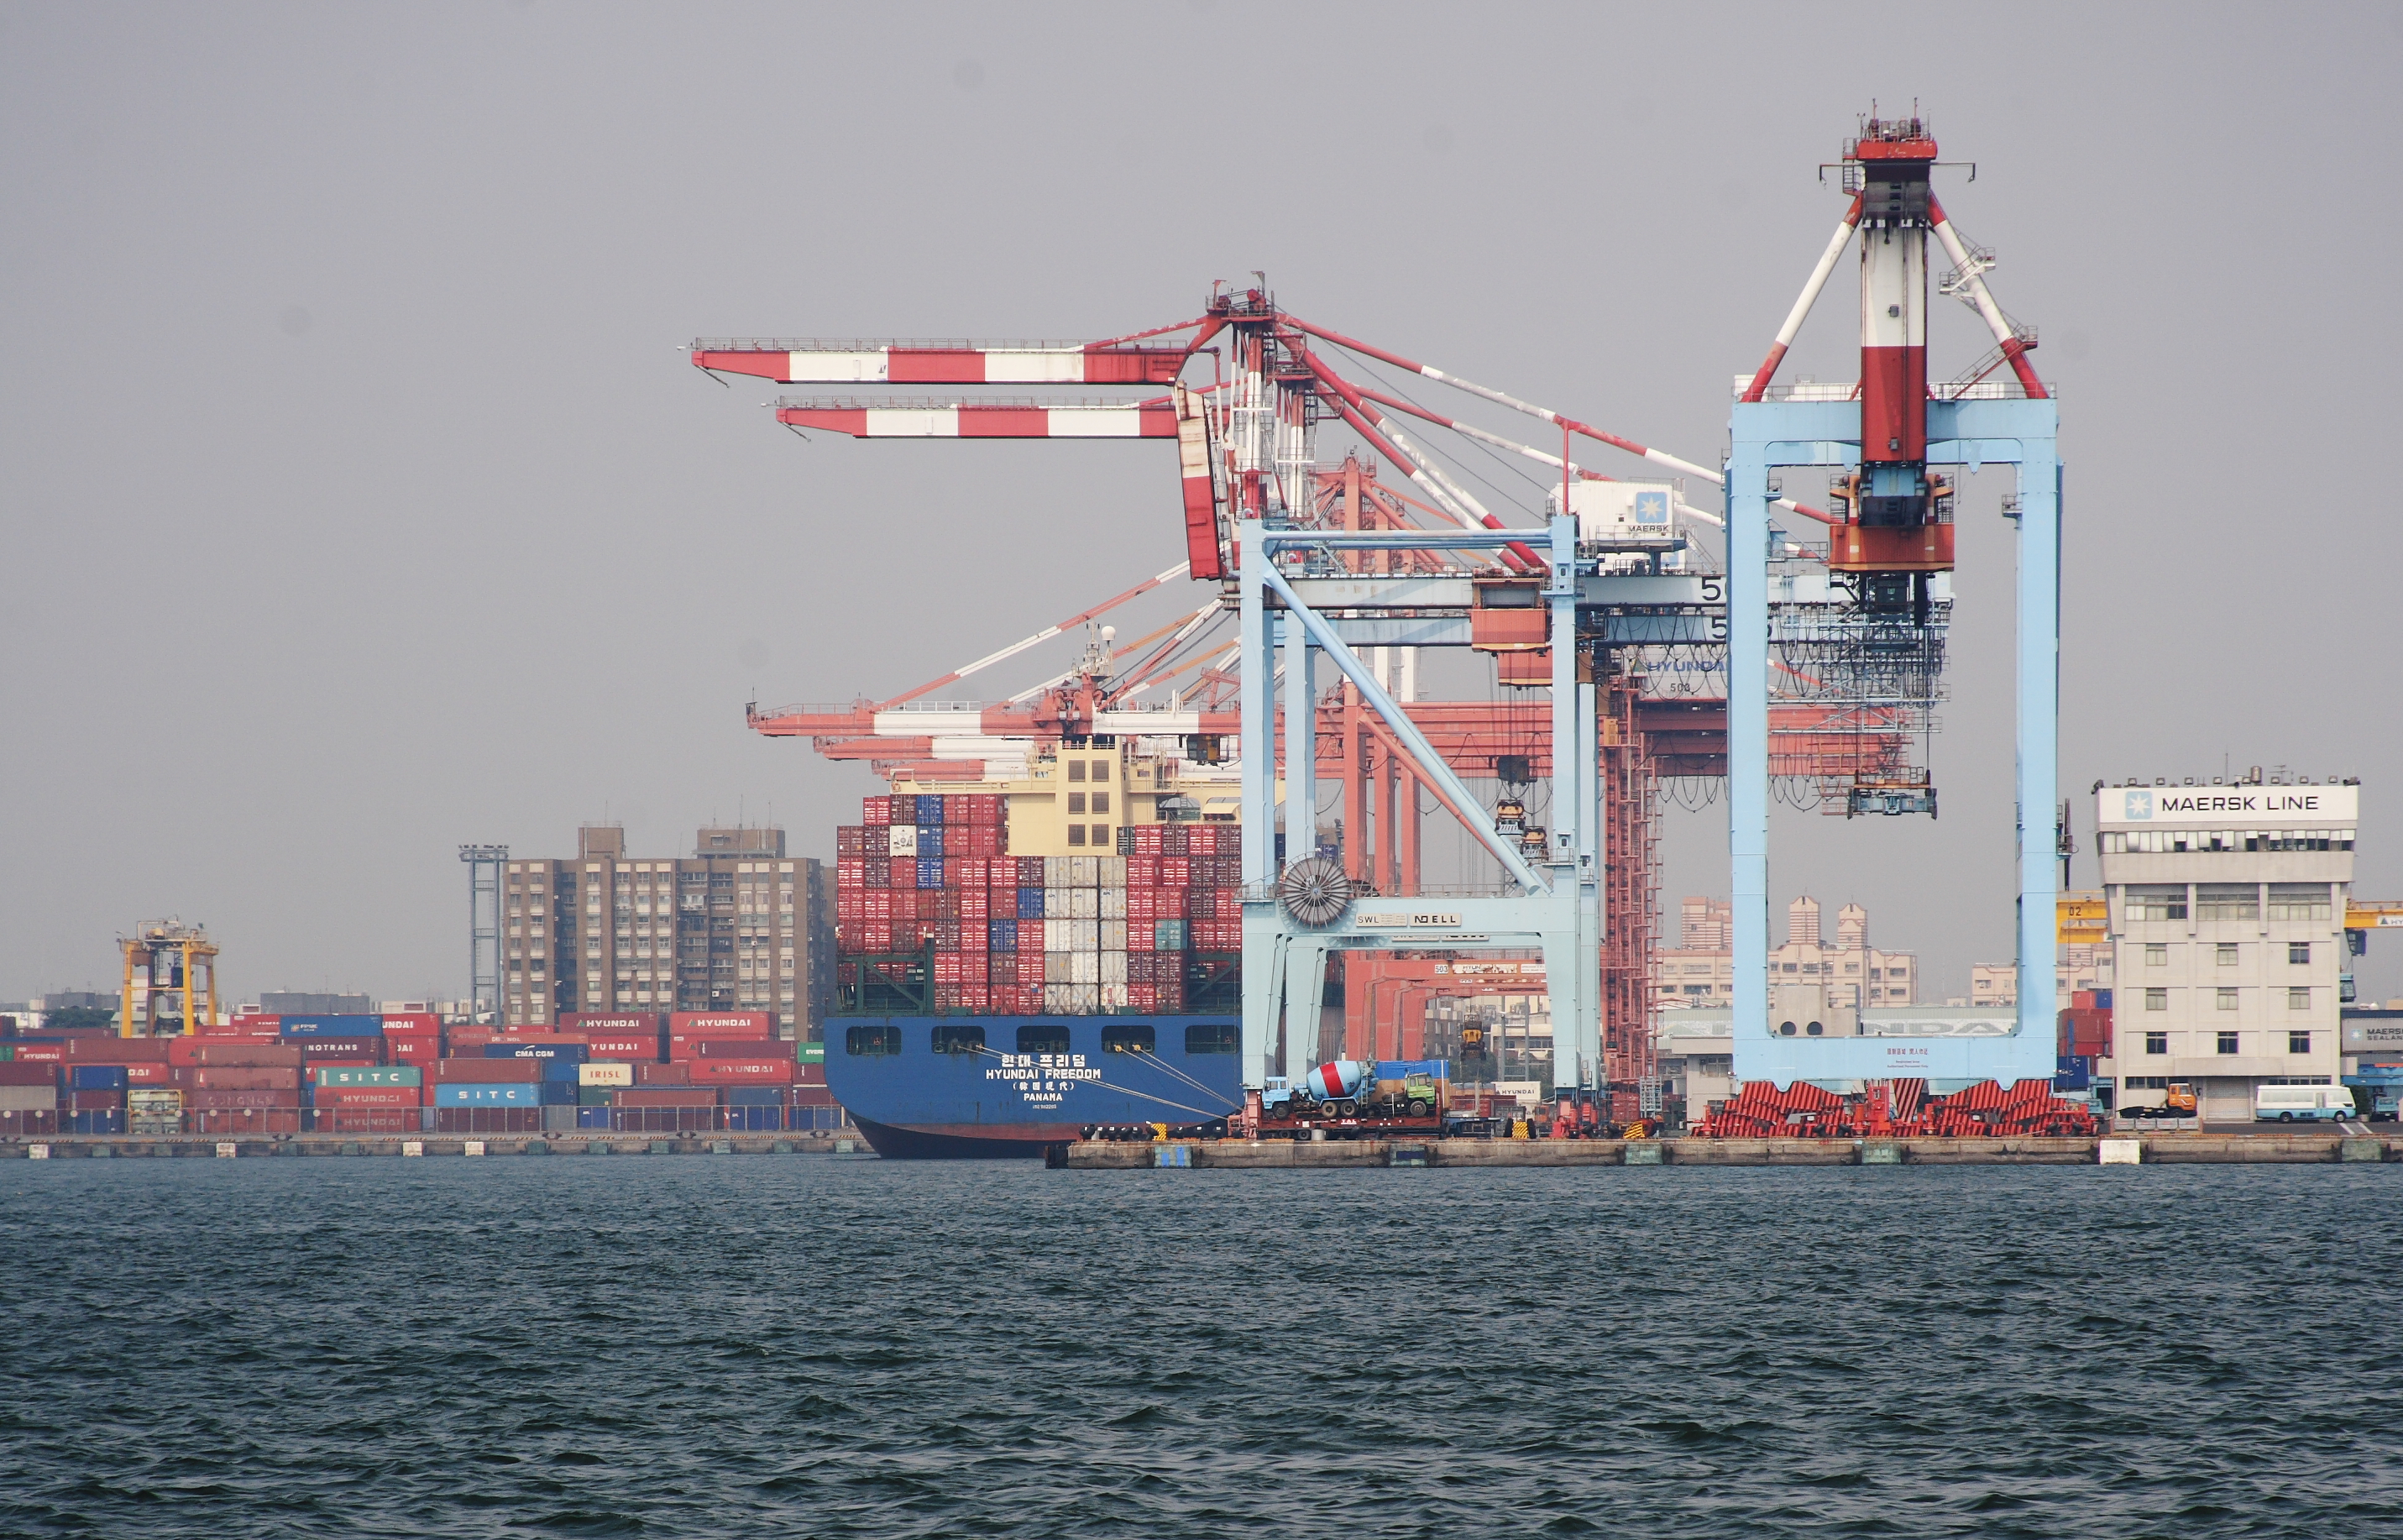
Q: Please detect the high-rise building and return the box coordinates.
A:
[2089,777,2355,1118]
[1655,894,1918,1009]
[500,826,830,1040]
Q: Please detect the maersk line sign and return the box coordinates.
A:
[2099,784,2357,828]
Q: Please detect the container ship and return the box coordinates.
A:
[830,739,1248,1156]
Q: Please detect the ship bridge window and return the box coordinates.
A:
[1102,1024,1156,1054]
[844,1024,902,1056]
[932,1022,986,1055]
[1016,1022,1071,1056]
[1185,1024,1238,1055]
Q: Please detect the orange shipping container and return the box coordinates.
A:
[668,1012,772,1038]
[169,1040,303,1068]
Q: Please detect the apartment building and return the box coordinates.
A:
[1656,895,1919,1009]
[500,825,830,1040]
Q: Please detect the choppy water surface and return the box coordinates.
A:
[3,1156,2398,1537]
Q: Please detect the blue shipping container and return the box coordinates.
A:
[1376,1059,1450,1081]
[538,1058,583,1083]
[435,1082,542,1108]
[1017,888,1044,919]
[2054,1055,2092,1091]
[577,1106,610,1129]
[917,856,943,888]
[70,1065,129,1090]
[723,1087,787,1106]
[724,1106,783,1131]
[915,794,942,825]
[68,1110,126,1135]
[990,919,1017,951]
[919,826,945,858]
[2093,989,2113,1010]
[537,1082,578,1105]
[281,1014,385,1036]
[484,1041,587,1062]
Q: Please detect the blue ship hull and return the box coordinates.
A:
[827,1014,1245,1158]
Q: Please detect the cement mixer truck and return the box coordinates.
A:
[1259,1060,1444,1135]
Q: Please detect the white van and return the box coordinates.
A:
[2253,1084,2357,1123]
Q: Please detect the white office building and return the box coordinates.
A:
[2092,776,2357,1118]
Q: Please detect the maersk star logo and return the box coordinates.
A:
[2126,789,2154,820]
[1633,490,1670,526]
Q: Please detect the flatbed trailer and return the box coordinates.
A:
[1254,1109,1448,1141]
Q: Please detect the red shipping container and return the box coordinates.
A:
[188,1089,303,1109]
[584,1035,662,1061]
[956,986,990,1012]
[672,1012,772,1038]
[0,1062,58,1086]
[688,1060,796,1084]
[838,858,866,888]
[864,856,890,887]
[191,1109,303,1134]
[863,795,891,827]
[429,1058,543,1084]
[493,1032,589,1049]
[560,1014,661,1034]
[316,1086,422,1108]
[620,1087,718,1107]
[170,1040,303,1068]
[1160,857,1191,887]
[120,1062,174,1085]
[0,1110,60,1134]
[387,1035,441,1062]
[432,1107,542,1134]
[932,985,960,1012]
[380,1013,442,1033]
[795,1063,826,1087]
[790,1084,837,1108]
[694,1039,792,1058]
[227,1013,282,1030]
[293,1037,388,1062]
[635,1061,692,1085]
[69,1089,127,1112]
[317,1109,418,1134]
[56,1036,173,1062]
[186,1066,301,1091]
[959,954,988,982]
[8,1044,65,1063]
[1130,983,1159,1012]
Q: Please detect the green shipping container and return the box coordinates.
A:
[796,1042,825,1064]
[316,1065,422,1087]
[577,1087,617,1107]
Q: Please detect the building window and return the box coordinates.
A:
[1066,825,1086,847]
[2144,988,2168,1011]
[2288,1030,2312,1055]
[2123,1076,2168,1090]
[2195,883,2259,921]
[2217,1031,2240,1055]
[1091,824,1110,845]
[1066,760,1086,782]
[844,1024,901,1056]
[2144,944,2168,967]
[2217,987,2238,1010]
[2145,1032,2167,1055]
[2288,942,2311,966]
[2288,987,2311,1010]
[1067,793,1086,815]
[2127,884,2187,921]
[2266,883,2332,920]
[931,1022,986,1055]
[1091,791,1110,815]
[2216,943,2238,966]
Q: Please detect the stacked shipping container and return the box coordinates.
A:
[833,793,1240,1014]
[0,1009,845,1136]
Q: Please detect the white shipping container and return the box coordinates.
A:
[1070,918,1099,950]
[0,1086,59,1112]
[1070,952,1100,984]
[127,1089,184,1109]
[1099,887,1127,919]
[1065,982,1100,1013]
[1068,888,1098,919]
[1101,952,1128,985]
[1070,856,1098,886]
[887,825,919,858]
[1044,889,1071,919]
[578,1062,635,1087]
[1100,856,1126,886]
[1100,983,1130,1009]
[1102,919,1127,951]
[1045,856,1067,886]
[1044,982,1072,1013]
[1044,954,1070,983]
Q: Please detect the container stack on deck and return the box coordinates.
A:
[834,793,1240,1014]
[0,1010,842,1136]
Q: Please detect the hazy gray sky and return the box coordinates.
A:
[7,2,2400,1006]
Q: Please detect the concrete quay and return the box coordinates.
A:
[2,1131,867,1159]
[1060,1134,2401,1169]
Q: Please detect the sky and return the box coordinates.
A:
[5,2,2400,1008]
